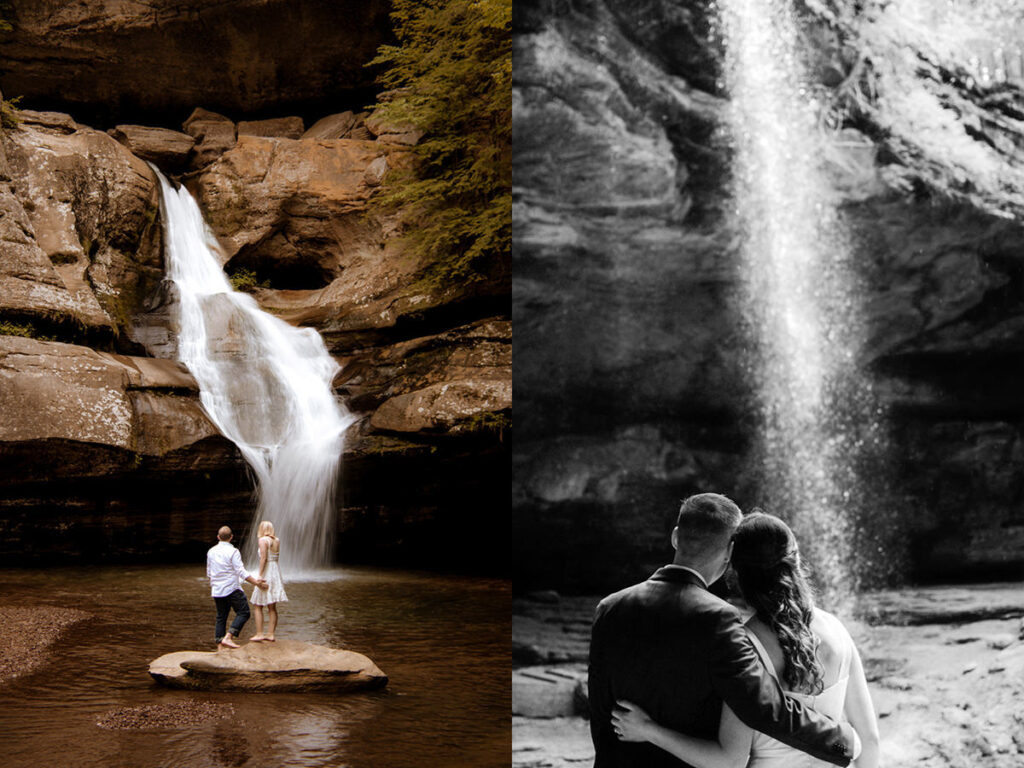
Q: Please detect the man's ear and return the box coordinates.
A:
[670,526,679,551]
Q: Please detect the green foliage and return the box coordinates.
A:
[1,95,21,130]
[228,268,270,292]
[369,0,511,282]
[459,410,510,438]
[0,320,55,341]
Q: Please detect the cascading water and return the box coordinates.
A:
[718,0,883,606]
[154,168,356,575]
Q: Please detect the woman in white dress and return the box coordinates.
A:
[249,521,288,642]
[612,512,880,768]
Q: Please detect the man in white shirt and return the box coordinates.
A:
[207,525,267,649]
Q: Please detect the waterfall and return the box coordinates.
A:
[154,168,356,575]
[719,0,882,605]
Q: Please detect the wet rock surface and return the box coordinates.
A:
[149,639,389,693]
[512,583,1024,768]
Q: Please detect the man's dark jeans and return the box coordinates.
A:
[214,588,250,642]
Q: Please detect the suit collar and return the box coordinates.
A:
[650,564,708,589]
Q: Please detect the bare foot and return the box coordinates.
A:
[265,636,276,642]
[250,635,265,642]
[219,636,240,649]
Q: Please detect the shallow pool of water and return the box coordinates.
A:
[0,565,510,768]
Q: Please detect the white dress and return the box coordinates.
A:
[250,550,288,606]
[746,611,854,768]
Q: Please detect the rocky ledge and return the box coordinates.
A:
[149,639,388,693]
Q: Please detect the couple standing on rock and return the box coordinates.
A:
[206,522,289,648]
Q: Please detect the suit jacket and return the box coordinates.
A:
[588,565,855,767]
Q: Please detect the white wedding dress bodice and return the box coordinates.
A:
[747,609,854,768]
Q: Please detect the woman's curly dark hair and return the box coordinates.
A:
[731,511,823,694]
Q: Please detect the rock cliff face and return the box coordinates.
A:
[514,0,1024,591]
[0,29,509,570]
[0,0,391,126]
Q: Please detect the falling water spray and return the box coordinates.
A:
[154,168,356,575]
[718,0,884,606]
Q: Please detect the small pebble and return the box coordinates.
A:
[97,702,235,730]
[0,607,90,685]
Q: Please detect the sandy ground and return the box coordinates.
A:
[0,606,91,685]
[513,583,1024,768]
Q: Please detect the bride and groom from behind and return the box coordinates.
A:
[589,493,879,768]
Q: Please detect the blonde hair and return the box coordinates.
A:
[257,521,276,538]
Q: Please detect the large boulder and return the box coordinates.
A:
[0,112,162,342]
[108,125,195,170]
[149,639,388,692]
[0,1,391,124]
[302,111,370,141]
[182,108,237,170]
[0,335,214,460]
[1,111,162,342]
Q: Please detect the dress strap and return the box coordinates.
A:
[744,625,781,683]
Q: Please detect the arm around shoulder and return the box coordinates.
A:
[708,604,856,767]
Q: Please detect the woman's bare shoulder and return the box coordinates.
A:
[811,608,852,639]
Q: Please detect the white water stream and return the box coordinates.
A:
[719,0,881,604]
[154,169,355,575]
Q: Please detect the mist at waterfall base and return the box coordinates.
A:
[155,169,356,576]
[718,0,894,607]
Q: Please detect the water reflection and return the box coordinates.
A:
[0,565,509,768]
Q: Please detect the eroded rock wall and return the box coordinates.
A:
[0,91,509,569]
[513,0,1024,592]
[0,0,391,126]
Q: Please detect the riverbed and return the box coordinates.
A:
[0,565,509,768]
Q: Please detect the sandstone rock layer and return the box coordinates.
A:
[0,1,391,124]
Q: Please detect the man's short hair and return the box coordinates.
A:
[217,526,232,541]
[675,493,742,558]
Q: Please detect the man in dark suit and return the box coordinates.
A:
[588,493,859,767]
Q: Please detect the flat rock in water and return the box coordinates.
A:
[149,639,387,692]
